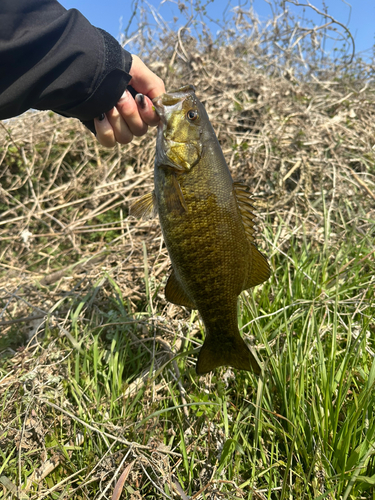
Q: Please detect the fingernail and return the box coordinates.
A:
[98,113,105,121]
[135,94,146,109]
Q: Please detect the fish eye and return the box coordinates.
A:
[187,109,198,121]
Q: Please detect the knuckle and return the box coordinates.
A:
[133,125,148,137]
[118,133,133,144]
[117,96,136,115]
[100,132,116,148]
[99,139,115,148]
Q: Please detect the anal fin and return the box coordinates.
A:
[165,269,196,309]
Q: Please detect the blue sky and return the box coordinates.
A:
[60,0,374,58]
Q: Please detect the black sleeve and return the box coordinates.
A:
[0,0,133,133]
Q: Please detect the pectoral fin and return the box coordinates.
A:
[165,269,196,308]
[233,182,271,288]
[164,175,188,213]
[130,191,157,218]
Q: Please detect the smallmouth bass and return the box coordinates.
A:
[132,85,270,375]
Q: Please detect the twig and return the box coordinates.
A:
[37,398,182,457]
[349,168,375,201]
[0,314,45,327]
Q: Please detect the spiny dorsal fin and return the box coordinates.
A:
[130,191,157,219]
[233,182,271,288]
[165,269,196,309]
[233,182,257,242]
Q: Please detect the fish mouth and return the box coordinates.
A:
[153,85,196,123]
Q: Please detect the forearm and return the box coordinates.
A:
[0,0,132,132]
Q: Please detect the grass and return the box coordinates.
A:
[1,202,374,499]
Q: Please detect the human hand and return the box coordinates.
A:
[94,54,165,148]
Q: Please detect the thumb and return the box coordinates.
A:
[129,54,165,99]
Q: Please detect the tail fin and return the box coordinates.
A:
[196,332,262,375]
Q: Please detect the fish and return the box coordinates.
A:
[132,85,270,375]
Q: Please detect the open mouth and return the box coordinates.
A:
[152,98,166,124]
[152,85,196,124]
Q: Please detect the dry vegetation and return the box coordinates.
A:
[1,1,375,498]
[1,42,374,341]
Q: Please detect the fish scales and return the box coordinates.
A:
[132,85,270,375]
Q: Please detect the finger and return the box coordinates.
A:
[135,93,160,127]
[129,54,165,99]
[116,91,148,136]
[106,106,134,144]
[94,113,116,148]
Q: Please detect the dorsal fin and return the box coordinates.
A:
[233,182,257,243]
[245,245,271,288]
[165,269,196,309]
[233,182,271,289]
[130,191,157,219]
